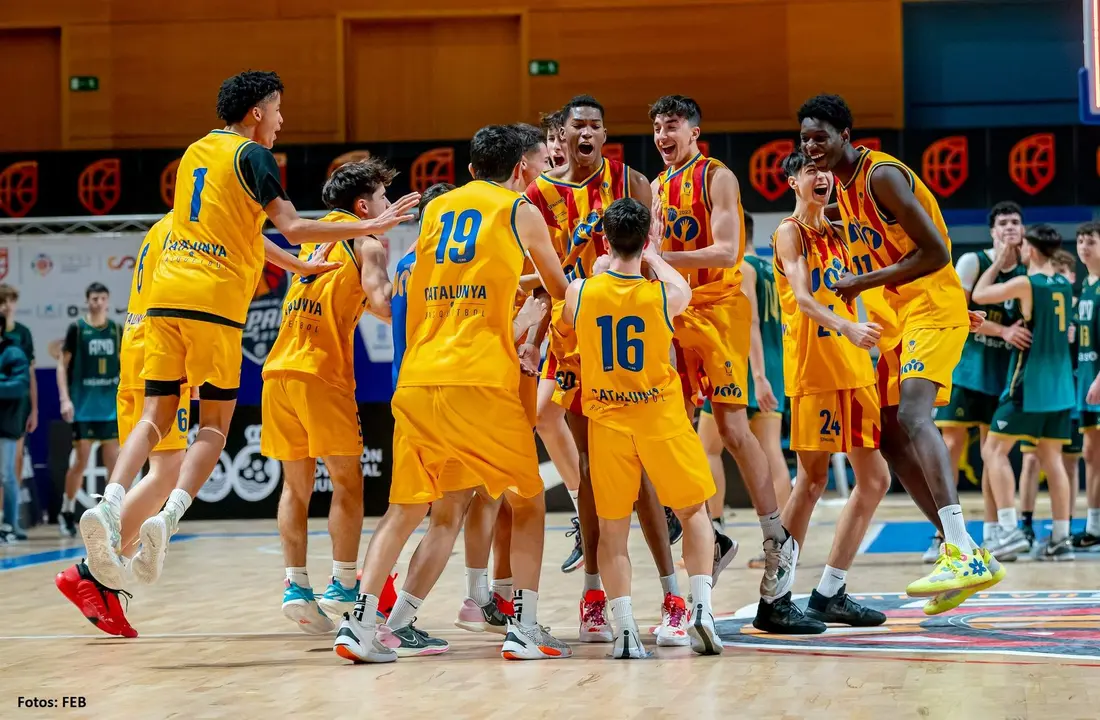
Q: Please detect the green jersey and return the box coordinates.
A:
[954,250,1025,396]
[744,255,785,411]
[64,317,121,422]
[6,322,34,425]
[1002,274,1074,413]
[1077,276,1100,413]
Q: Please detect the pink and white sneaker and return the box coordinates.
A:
[654,593,690,647]
[454,594,512,635]
[578,588,613,643]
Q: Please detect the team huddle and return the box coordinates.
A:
[57,69,1087,661]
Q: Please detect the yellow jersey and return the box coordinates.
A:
[773,217,875,396]
[262,210,368,393]
[120,211,174,391]
[575,271,685,439]
[149,129,285,327]
[836,147,967,330]
[398,180,527,391]
[657,153,745,304]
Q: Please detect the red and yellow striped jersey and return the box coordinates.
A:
[836,148,967,330]
[657,153,744,304]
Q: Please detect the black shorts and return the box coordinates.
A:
[72,420,119,442]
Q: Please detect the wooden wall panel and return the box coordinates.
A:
[0,29,62,151]
[0,0,106,27]
[66,25,113,147]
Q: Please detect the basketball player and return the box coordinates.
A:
[56,283,122,538]
[79,70,420,592]
[1074,222,1100,550]
[932,202,1029,560]
[262,159,400,635]
[798,94,999,610]
[650,95,801,628]
[972,225,1075,561]
[563,196,722,657]
[334,125,571,664]
[771,151,889,629]
[526,96,689,646]
[541,110,567,169]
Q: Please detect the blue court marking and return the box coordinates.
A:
[864,519,1087,554]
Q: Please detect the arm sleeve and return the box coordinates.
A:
[238,144,289,208]
[955,252,980,292]
[63,323,78,357]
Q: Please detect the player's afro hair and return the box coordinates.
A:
[216,71,284,125]
[797,94,854,134]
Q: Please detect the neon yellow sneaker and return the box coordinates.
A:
[922,547,1006,616]
[906,543,992,598]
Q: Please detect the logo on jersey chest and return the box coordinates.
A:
[846,222,884,251]
[242,262,290,365]
[570,210,605,252]
[87,338,115,356]
[809,257,845,293]
[663,207,700,244]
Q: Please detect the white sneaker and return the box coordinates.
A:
[687,602,723,656]
[922,535,943,563]
[654,593,690,647]
[988,527,1030,559]
[501,621,573,660]
[761,533,798,601]
[79,501,124,590]
[283,581,335,635]
[131,514,169,585]
[578,589,613,643]
[333,613,397,663]
[610,626,650,659]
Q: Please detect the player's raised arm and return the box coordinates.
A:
[262,237,341,278]
[516,201,569,300]
[660,166,741,269]
[264,193,419,246]
[357,236,392,318]
[643,199,692,316]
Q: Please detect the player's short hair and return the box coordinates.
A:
[744,212,754,243]
[215,71,284,125]
[86,282,109,298]
[470,125,525,182]
[0,283,18,304]
[321,159,398,212]
[602,198,650,258]
[418,183,456,220]
[1077,221,1100,239]
[539,110,564,134]
[780,151,814,180]
[562,95,605,121]
[797,94,854,134]
[1024,224,1063,258]
[513,123,545,156]
[1052,248,1076,272]
[648,95,702,126]
[988,201,1023,228]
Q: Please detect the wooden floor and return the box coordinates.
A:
[2,497,1099,719]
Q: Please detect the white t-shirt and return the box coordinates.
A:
[955,248,996,292]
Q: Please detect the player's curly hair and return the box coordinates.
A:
[988,201,1023,228]
[539,110,564,134]
[797,94,854,134]
[216,71,285,125]
[1024,223,1063,258]
[321,158,398,212]
[648,95,702,125]
[418,183,456,220]
[513,123,544,155]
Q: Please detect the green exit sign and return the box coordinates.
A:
[528,60,559,76]
[69,76,99,92]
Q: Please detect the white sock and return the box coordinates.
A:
[1053,519,1071,543]
[387,591,422,631]
[758,509,785,544]
[608,595,638,635]
[568,489,580,515]
[659,573,679,598]
[1087,508,1100,536]
[353,593,379,625]
[61,495,76,513]
[816,565,847,598]
[286,566,310,589]
[689,575,713,614]
[982,522,997,543]
[584,572,602,593]
[162,488,192,532]
[938,504,971,551]
[997,507,1018,533]
[333,560,357,588]
[491,576,513,601]
[513,588,538,628]
[103,483,125,513]
[466,567,490,606]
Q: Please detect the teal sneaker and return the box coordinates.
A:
[318,578,377,622]
[282,581,335,635]
[391,621,450,657]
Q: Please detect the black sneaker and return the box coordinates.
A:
[561,516,584,573]
[1071,531,1100,550]
[1022,524,1036,550]
[806,585,886,627]
[666,507,683,546]
[711,530,738,586]
[752,592,826,634]
[59,511,77,538]
[1036,536,1076,562]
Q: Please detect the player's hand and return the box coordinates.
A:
[646,194,665,253]
[753,377,779,414]
[1088,378,1100,406]
[25,409,37,434]
[369,193,421,233]
[1000,319,1031,350]
[841,321,882,350]
[513,295,546,338]
[832,270,862,304]
[517,343,541,376]
[592,255,611,276]
[300,243,341,276]
[967,310,987,333]
[1068,323,1077,345]
[60,399,74,423]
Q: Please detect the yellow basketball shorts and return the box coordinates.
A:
[519,373,539,429]
[876,325,967,408]
[260,373,363,462]
[589,420,715,520]
[790,384,881,453]
[142,316,243,392]
[116,387,190,452]
[673,294,750,406]
[390,385,541,504]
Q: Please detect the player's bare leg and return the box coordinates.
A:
[277,457,333,633]
[980,433,1030,559]
[751,414,790,509]
[636,470,689,646]
[1018,452,1040,549]
[1077,429,1100,547]
[537,384,584,572]
[879,405,943,531]
[1034,440,1074,560]
[59,439,92,537]
[567,410,613,643]
[491,500,514,599]
[456,488,515,633]
[697,411,726,528]
[102,439,120,478]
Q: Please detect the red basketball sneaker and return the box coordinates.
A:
[378,571,398,621]
[55,562,137,638]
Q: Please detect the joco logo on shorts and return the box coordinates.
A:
[901,359,925,374]
[713,383,743,399]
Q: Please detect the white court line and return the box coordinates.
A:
[858,523,886,554]
[541,460,563,490]
[0,630,306,641]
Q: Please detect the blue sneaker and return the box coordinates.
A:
[282,581,335,635]
[318,578,375,622]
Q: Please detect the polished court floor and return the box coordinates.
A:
[1,497,1098,719]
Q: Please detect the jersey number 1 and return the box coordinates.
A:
[596,315,645,372]
[189,168,208,222]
